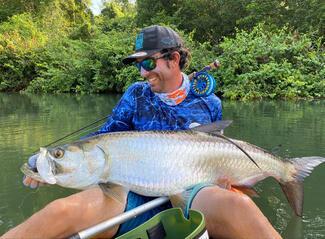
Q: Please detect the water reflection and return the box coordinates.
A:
[223,100,325,238]
[0,94,324,238]
[0,92,121,235]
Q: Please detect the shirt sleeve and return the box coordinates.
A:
[86,84,138,137]
[215,96,222,121]
[204,94,222,122]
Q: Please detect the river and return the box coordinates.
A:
[0,93,324,238]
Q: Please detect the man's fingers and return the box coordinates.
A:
[23,176,32,186]
[23,176,42,189]
[30,180,39,189]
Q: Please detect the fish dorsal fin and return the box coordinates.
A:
[98,183,129,205]
[191,120,232,134]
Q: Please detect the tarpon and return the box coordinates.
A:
[21,122,325,216]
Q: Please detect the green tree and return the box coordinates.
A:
[0,13,47,91]
[0,0,94,92]
[239,0,324,36]
[174,0,247,43]
[136,0,182,26]
[97,0,136,34]
[0,0,52,22]
[135,0,248,43]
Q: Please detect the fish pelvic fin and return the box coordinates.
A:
[281,156,325,217]
[169,191,189,212]
[216,176,259,197]
[231,186,259,197]
[98,183,129,205]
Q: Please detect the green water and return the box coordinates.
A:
[0,93,324,238]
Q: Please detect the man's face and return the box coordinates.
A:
[136,52,174,93]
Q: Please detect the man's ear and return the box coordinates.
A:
[170,51,181,67]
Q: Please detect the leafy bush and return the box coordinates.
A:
[27,28,139,93]
[218,24,325,100]
[26,39,92,93]
[0,13,47,91]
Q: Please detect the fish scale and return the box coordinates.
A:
[100,131,283,195]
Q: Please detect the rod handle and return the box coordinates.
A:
[188,59,220,81]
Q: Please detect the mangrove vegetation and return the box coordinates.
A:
[0,0,324,99]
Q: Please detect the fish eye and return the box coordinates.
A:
[53,148,64,159]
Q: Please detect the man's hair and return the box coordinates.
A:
[161,47,191,70]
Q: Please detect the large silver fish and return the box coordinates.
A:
[21,123,325,216]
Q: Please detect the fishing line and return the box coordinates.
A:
[44,115,108,147]
[33,115,108,153]
[53,124,103,146]
[18,187,41,209]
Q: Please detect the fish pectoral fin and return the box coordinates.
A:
[231,185,259,197]
[191,120,232,134]
[98,183,129,204]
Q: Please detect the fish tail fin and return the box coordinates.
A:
[280,156,325,217]
[279,180,304,217]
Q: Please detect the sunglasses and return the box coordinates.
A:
[135,54,168,71]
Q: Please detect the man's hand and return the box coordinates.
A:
[22,154,45,189]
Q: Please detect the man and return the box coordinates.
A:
[2,25,281,239]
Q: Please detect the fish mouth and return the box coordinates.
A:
[36,147,57,184]
[20,163,46,183]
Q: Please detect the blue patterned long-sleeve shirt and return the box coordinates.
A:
[91,81,222,134]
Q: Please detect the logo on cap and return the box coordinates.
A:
[160,37,176,47]
[135,33,144,50]
[131,52,147,57]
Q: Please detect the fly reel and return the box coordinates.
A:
[190,71,216,97]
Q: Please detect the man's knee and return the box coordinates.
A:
[192,186,281,239]
[226,191,253,208]
[192,186,255,214]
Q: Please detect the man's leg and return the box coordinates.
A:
[1,187,127,239]
[192,186,282,239]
